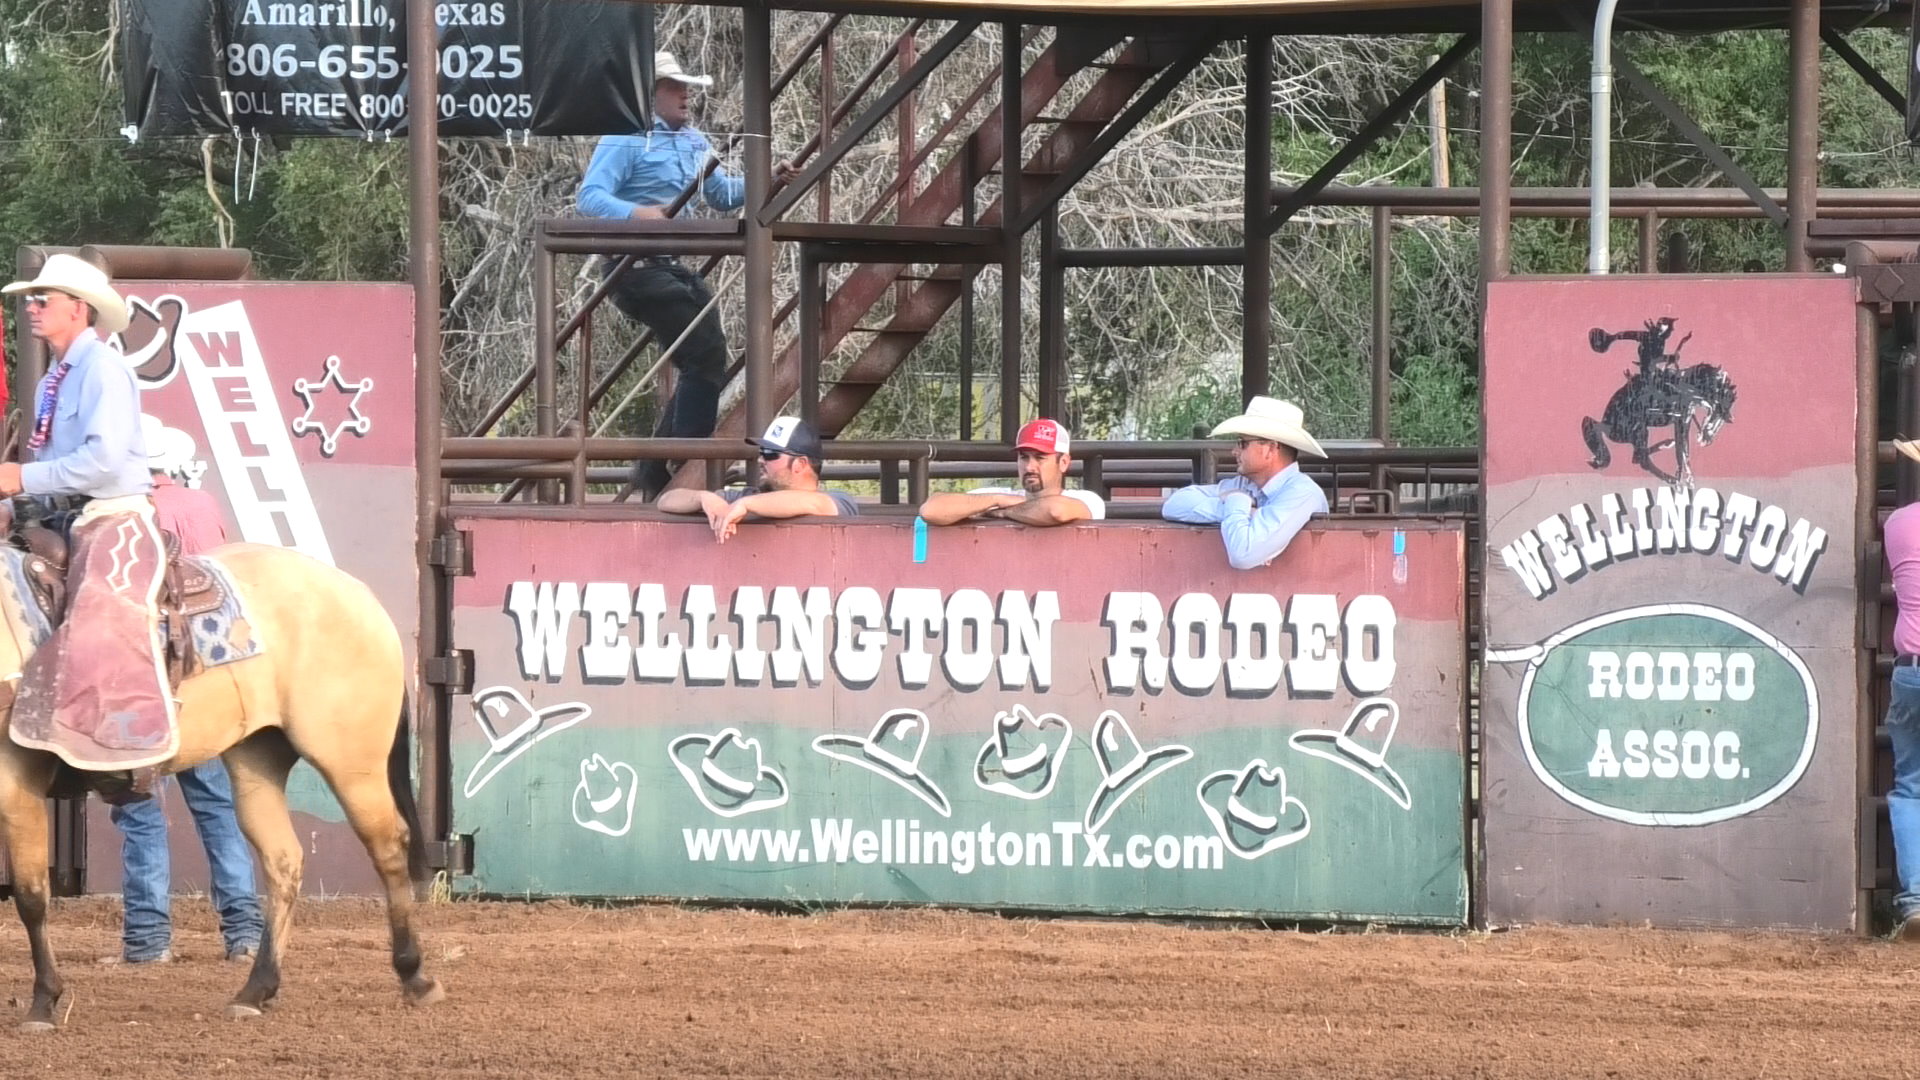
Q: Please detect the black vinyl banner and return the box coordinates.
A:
[121,1,654,138]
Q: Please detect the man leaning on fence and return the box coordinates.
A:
[1161,396,1328,570]
[917,418,1105,527]
[577,49,796,501]
[658,416,858,543]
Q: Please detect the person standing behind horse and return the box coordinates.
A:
[577,50,796,501]
[96,420,263,966]
[1884,439,1920,939]
[0,256,174,777]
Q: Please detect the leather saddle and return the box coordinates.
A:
[19,523,228,686]
[15,516,228,805]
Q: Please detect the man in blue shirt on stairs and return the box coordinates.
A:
[578,49,795,500]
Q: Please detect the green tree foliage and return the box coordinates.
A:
[3,4,1916,449]
[0,0,407,281]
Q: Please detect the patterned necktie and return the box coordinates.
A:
[27,358,73,451]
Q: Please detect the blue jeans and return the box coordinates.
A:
[110,760,262,960]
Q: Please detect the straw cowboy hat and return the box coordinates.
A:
[140,414,197,476]
[1195,759,1312,860]
[669,728,790,818]
[1895,438,1920,464]
[654,50,714,88]
[3,253,130,335]
[1209,396,1326,459]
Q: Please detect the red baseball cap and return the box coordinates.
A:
[1015,418,1069,455]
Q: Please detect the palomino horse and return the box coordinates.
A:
[0,542,442,1031]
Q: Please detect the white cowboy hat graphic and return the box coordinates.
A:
[1208,395,1326,459]
[461,686,591,799]
[4,253,130,335]
[1082,711,1192,834]
[813,709,951,818]
[1196,759,1312,860]
[571,754,639,838]
[973,705,1073,801]
[654,50,714,88]
[668,728,790,818]
[1288,697,1412,810]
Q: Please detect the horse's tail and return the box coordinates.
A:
[389,694,431,889]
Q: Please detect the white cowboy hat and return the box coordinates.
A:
[654,51,714,88]
[813,709,952,817]
[1289,697,1412,811]
[140,414,197,476]
[1895,438,1920,464]
[669,728,790,818]
[3,253,130,335]
[1209,396,1326,458]
[1195,759,1312,860]
[1082,711,1192,834]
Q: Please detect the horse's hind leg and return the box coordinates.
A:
[222,731,300,1018]
[324,764,442,1006]
[1,751,63,1032]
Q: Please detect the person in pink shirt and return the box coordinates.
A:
[1886,439,1920,939]
[99,418,260,966]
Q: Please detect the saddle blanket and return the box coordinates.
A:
[0,547,262,673]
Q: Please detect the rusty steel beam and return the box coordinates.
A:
[761,19,981,226]
[1001,21,1024,443]
[79,245,251,280]
[1268,34,1477,236]
[745,7,776,472]
[772,13,846,98]
[1060,245,1242,267]
[816,40,1174,438]
[1277,184,1920,212]
[703,37,1079,450]
[1245,33,1274,404]
[1822,25,1907,117]
[1787,0,1820,269]
[407,0,449,857]
[800,247,824,428]
[1012,32,1218,236]
[1480,0,1513,284]
[1609,55,1788,228]
[1038,205,1065,418]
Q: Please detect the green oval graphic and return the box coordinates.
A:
[1500,604,1816,827]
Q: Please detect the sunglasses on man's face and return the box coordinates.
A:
[1236,437,1275,450]
[22,292,55,310]
[759,448,788,462]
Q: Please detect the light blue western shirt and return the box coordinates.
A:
[577,121,745,220]
[1161,464,1327,570]
[22,330,151,499]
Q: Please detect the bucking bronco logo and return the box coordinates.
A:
[1580,317,1739,491]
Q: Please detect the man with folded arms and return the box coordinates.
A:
[918,418,1104,528]
[1161,396,1328,570]
[658,416,857,543]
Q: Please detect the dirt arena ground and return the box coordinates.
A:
[1,897,1916,1078]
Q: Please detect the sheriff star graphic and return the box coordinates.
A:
[291,354,374,456]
